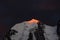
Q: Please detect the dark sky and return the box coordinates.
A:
[0,0,60,26]
[11,0,60,26]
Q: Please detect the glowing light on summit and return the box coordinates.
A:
[27,19,39,24]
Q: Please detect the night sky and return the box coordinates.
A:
[9,0,60,26]
[0,0,60,26]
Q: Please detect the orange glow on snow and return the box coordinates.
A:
[27,19,39,24]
